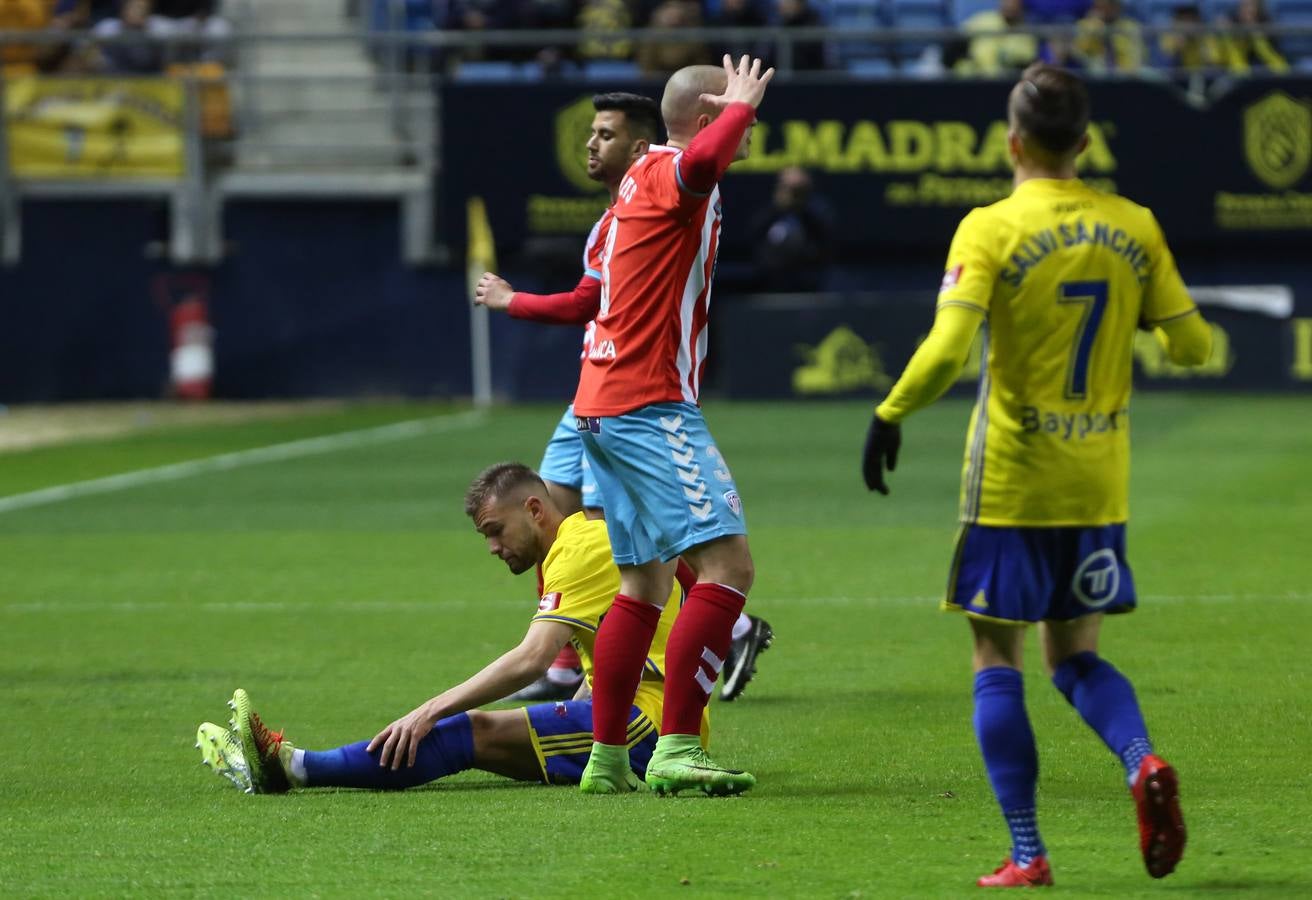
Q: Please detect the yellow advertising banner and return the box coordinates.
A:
[5,77,184,178]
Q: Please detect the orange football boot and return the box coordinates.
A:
[977,857,1054,887]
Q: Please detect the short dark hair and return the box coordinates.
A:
[1009,63,1090,158]
[593,92,661,144]
[463,462,545,518]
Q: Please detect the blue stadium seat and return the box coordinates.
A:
[1142,0,1183,22]
[952,0,997,24]
[581,60,642,81]
[847,56,901,75]
[455,61,521,82]
[888,0,950,60]
[832,0,884,26]
[1201,0,1238,20]
[1296,54,1312,70]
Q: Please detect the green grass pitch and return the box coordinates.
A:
[1,396,1309,897]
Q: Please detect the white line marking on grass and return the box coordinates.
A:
[0,409,487,515]
[5,592,1309,615]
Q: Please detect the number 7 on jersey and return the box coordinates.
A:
[1058,280,1109,400]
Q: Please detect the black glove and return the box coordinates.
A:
[862,415,901,495]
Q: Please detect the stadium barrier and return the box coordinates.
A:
[440,75,1312,254]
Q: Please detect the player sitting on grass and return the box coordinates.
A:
[195,462,711,794]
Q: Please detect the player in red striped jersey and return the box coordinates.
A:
[572,56,773,796]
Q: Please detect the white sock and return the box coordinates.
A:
[545,665,582,685]
[731,612,752,642]
[289,748,308,787]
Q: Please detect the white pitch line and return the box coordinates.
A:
[0,408,488,515]
[3,592,1309,614]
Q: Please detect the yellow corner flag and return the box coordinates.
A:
[466,196,497,299]
[466,197,496,406]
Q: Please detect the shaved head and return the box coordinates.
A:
[661,65,729,143]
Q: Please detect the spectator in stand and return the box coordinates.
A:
[0,0,52,76]
[747,166,834,292]
[155,0,231,64]
[1075,0,1145,71]
[1157,3,1216,72]
[53,0,120,27]
[1025,0,1090,23]
[955,0,1039,75]
[520,0,580,70]
[1215,0,1288,72]
[775,0,827,70]
[710,0,769,64]
[577,0,637,61]
[1039,33,1086,67]
[440,0,522,63]
[92,0,177,73]
[637,0,711,75]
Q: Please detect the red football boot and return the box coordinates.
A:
[1132,754,1186,878]
[977,857,1054,887]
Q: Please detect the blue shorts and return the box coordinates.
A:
[538,405,601,510]
[577,402,747,566]
[522,701,657,785]
[944,524,1137,623]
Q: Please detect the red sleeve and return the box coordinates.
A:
[675,102,756,195]
[507,275,601,326]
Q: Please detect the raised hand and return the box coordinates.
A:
[700,54,774,111]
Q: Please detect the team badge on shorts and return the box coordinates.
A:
[723,490,743,518]
[1072,549,1120,609]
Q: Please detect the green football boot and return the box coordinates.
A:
[645,734,756,797]
[578,742,642,794]
[228,688,295,794]
[195,722,252,792]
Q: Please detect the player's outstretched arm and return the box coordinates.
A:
[506,275,603,326]
[1150,308,1212,367]
[863,303,983,494]
[367,620,571,770]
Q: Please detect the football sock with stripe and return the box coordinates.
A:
[590,594,662,745]
[301,713,474,789]
[661,583,745,736]
[1051,651,1153,786]
[974,667,1047,866]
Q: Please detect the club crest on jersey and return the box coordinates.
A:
[538,592,562,612]
[723,490,743,517]
[939,265,963,293]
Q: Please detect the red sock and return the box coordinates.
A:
[661,583,746,736]
[550,644,581,670]
[674,559,697,595]
[591,595,662,745]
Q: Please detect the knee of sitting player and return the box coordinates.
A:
[466,709,497,755]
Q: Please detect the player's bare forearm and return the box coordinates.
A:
[877,304,983,423]
[367,624,569,768]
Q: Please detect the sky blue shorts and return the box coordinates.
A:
[945,524,1137,623]
[578,402,747,566]
[522,701,657,784]
[538,404,601,510]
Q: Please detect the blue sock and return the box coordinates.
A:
[974,667,1046,866]
[1051,651,1153,785]
[302,713,475,790]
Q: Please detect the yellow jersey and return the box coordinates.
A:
[532,512,707,738]
[938,177,1197,526]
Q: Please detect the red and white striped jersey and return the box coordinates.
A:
[573,146,723,417]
